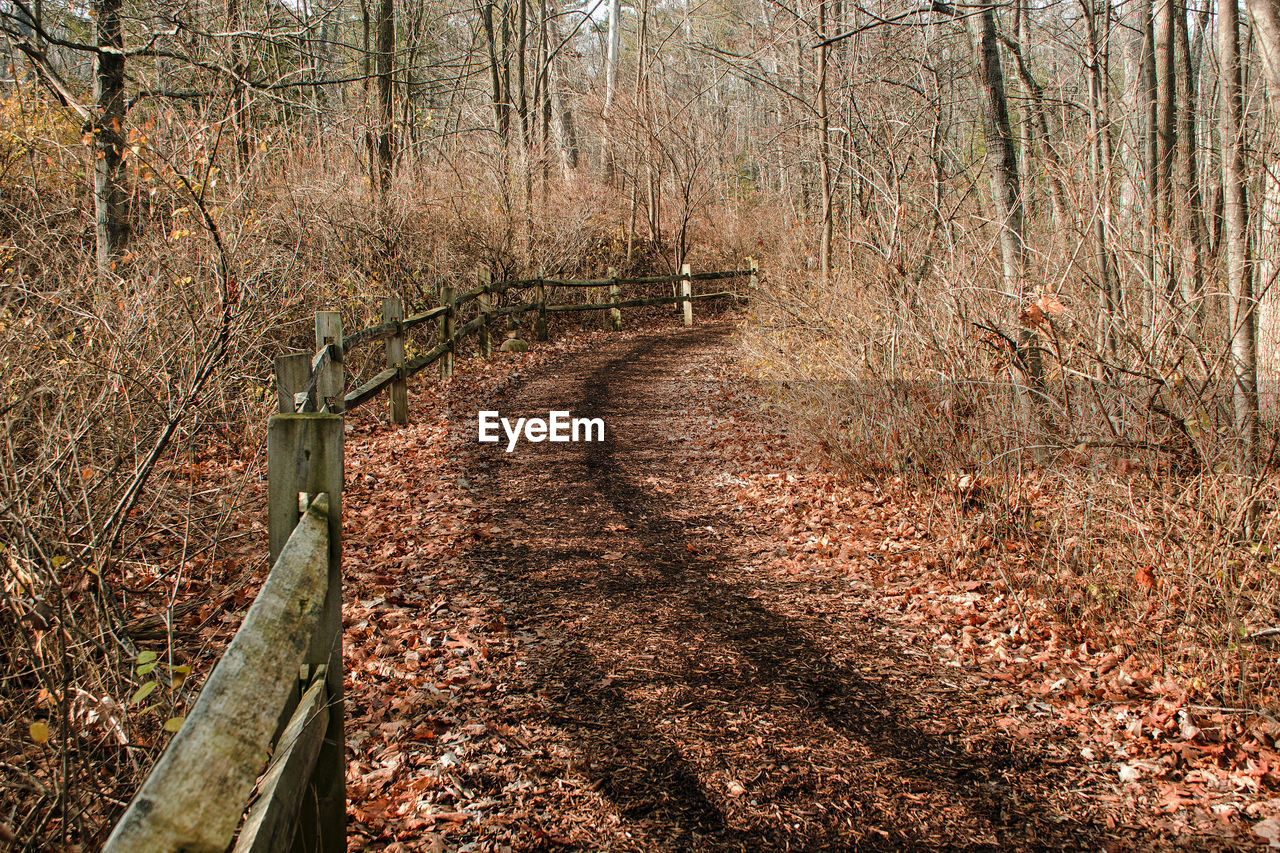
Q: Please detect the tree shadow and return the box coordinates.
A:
[461,327,1115,851]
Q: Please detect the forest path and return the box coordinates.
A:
[340,324,1152,851]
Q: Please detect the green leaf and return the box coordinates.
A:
[136,661,157,676]
[136,650,158,665]
[130,681,158,706]
[164,716,185,733]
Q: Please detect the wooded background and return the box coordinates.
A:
[4,0,1280,846]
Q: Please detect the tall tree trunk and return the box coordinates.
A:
[1174,0,1207,334]
[545,0,579,173]
[999,36,1070,251]
[965,0,1042,392]
[602,0,621,183]
[93,0,128,278]
[375,0,395,193]
[1120,0,1144,239]
[226,0,250,171]
[1153,0,1177,336]
[1220,0,1260,482]
[1016,0,1034,229]
[1138,0,1159,341]
[361,0,376,182]
[1083,0,1118,359]
[626,0,652,264]
[517,0,529,144]
[795,27,811,219]
[1248,0,1280,417]
[481,1,509,141]
[817,0,833,285]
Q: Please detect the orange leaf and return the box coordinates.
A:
[1136,565,1155,590]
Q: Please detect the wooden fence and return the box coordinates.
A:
[101,261,758,853]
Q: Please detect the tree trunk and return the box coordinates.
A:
[817,0,833,285]
[999,36,1070,252]
[1173,0,1206,335]
[481,1,509,141]
[545,0,579,173]
[1016,0,1034,229]
[1153,0,1176,336]
[375,0,395,193]
[1220,0,1260,481]
[226,0,250,171]
[517,0,529,145]
[1248,0,1280,418]
[1083,0,1118,359]
[602,0,621,183]
[965,0,1042,393]
[967,5,1023,303]
[1138,0,1159,341]
[93,0,128,279]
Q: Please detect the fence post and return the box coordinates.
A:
[535,271,549,341]
[315,311,344,414]
[439,285,455,380]
[477,268,493,357]
[382,297,408,425]
[267,413,345,853]
[608,266,622,332]
[680,263,693,326]
[275,353,309,414]
[748,256,759,291]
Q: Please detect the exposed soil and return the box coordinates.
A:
[339,323,1257,851]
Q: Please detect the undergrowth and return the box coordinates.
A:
[742,222,1280,716]
[0,88,765,849]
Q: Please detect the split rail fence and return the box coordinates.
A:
[102,261,758,853]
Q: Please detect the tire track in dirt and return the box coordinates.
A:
[448,323,1117,851]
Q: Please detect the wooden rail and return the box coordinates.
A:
[323,261,757,422]
[104,260,758,851]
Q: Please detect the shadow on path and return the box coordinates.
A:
[461,325,1111,851]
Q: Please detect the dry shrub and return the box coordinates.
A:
[744,214,1280,712]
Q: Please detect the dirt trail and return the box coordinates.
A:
[342,323,1182,851]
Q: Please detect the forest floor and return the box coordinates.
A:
[332,321,1279,851]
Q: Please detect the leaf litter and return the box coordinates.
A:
[324,324,1280,849]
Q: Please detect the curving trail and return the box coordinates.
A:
[340,324,1181,851]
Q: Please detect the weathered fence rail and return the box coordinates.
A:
[104,261,758,852]
[301,261,757,423]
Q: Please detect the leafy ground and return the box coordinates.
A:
[331,321,1280,851]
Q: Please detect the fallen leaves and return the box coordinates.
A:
[1256,816,1280,848]
[323,323,1280,848]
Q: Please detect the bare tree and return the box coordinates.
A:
[94,0,128,277]
[375,0,395,191]
[1249,0,1280,412]
[1221,0,1260,477]
[816,0,832,285]
[602,0,621,182]
[963,1,1039,384]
